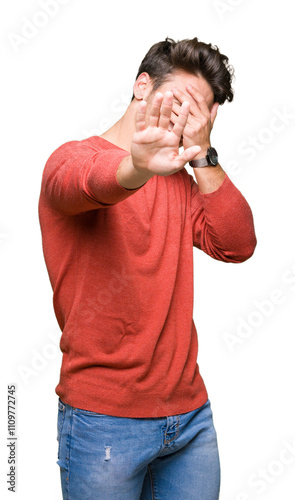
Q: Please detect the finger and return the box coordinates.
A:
[185,84,211,118]
[171,87,197,115]
[211,102,219,127]
[167,110,178,132]
[180,145,202,163]
[148,92,164,127]
[135,100,147,132]
[172,100,182,116]
[172,102,193,129]
[158,91,173,130]
[173,145,202,169]
[170,110,178,125]
[172,101,190,139]
[171,103,193,131]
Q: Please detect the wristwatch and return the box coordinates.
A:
[189,147,218,168]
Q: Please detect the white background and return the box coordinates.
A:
[1,0,294,498]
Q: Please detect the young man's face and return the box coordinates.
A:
[144,70,215,146]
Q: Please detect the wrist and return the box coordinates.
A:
[189,145,219,169]
[116,156,154,190]
[192,164,225,194]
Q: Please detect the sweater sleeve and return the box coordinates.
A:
[41,140,144,215]
[189,172,257,263]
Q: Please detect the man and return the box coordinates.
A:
[38,37,256,499]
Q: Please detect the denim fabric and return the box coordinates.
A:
[56,397,220,499]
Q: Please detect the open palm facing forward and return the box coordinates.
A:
[131,91,201,177]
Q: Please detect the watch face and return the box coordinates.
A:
[207,147,218,165]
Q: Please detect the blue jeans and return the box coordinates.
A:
[56,397,221,499]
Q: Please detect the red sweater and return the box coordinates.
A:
[38,136,256,418]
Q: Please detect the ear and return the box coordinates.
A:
[211,102,219,127]
[133,72,153,101]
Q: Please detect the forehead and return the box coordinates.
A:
[161,70,214,108]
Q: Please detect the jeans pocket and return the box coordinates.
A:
[57,399,66,460]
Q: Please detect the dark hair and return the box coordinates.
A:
[131,37,235,104]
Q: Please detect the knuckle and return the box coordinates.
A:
[185,126,195,138]
[193,122,201,132]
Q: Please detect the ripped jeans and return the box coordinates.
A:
[56,397,220,499]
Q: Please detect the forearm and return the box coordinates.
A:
[116,155,155,190]
[191,173,257,262]
[42,141,151,215]
[192,162,225,194]
[190,142,225,193]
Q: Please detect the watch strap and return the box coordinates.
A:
[189,157,209,168]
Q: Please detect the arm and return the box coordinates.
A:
[190,172,257,262]
[41,141,146,215]
[116,155,155,190]
[41,92,201,215]
[171,83,256,261]
[171,84,224,194]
